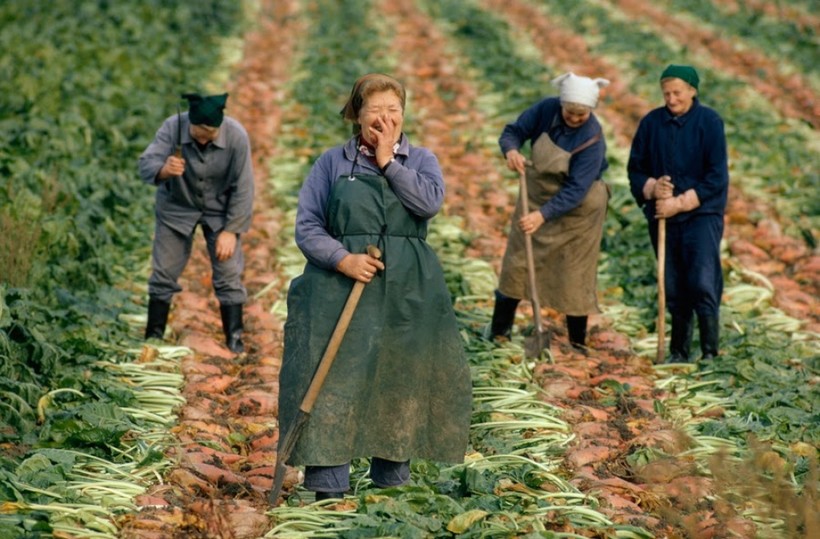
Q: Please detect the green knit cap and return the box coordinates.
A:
[183,92,229,127]
[660,65,699,90]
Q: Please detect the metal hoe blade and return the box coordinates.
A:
[268,410,309,505]
[524,328,550,359]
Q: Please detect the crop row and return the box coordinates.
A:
[0,0,246,536]
[1,0,816,536]
[262,1,659,536]
[412,0,818,531]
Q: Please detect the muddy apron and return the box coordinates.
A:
[279,172,472,466]
[498,132,609,315]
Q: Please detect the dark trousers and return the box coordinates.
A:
[649,214,723,319]
[148,220,246,305]
[304,458,410,493]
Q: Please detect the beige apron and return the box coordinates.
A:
[498,132,609,315]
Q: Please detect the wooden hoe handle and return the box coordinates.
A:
[520,169,545,338]
[269,244,381,506]
[656,218,667,363]
[300,243,381,413]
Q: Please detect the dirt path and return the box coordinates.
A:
[120,0,815,537]
[119,1,298,537]
[708,0,820,45]
[614,0,819,129]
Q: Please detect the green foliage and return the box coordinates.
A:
[39,403,136,452]
[0,288,140,450]
[0,1,245,535]
[419,0,549,118]
[696,327,819,448]
[0,0,241,294]
[0,512,52,537]
[663,0,819,77]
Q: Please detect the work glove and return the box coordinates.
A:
[655,189,701,219]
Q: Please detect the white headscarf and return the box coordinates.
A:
[552,72,610,108]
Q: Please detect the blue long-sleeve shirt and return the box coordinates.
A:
[627,98,729,222]
[498,97,608,220]
[295,134,445,270]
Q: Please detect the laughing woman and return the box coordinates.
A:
[277,73,472,501]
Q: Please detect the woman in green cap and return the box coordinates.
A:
[627,65,729,363]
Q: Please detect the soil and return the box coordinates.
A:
[119,1,817,537]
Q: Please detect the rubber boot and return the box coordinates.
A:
[667,312,694,363]
[567,315,588,353]
[144,298,171,340]
[220,303,245,354]
[698,314,720,360]
[484,290,520,340]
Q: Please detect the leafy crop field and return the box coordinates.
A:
[1,0,817,538]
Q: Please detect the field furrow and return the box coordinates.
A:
[614,0,819,128]
[380,1,512,262]
[712,0,820,31]
[1,0,816,538]
[118,0,301,536]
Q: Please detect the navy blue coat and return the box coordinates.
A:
[627,98,728,222]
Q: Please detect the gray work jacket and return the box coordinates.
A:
[138,112,254,236]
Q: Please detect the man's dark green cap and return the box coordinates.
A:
[183,92,229,127]
[660,65,699,90]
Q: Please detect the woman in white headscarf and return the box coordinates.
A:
[486,73,610,353]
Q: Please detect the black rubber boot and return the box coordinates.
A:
[567,315,588,352]
[667,312,694,363]
[144,298,171,340]
[220,303,245,354]
[698,315,720,360]
[484,290,520,340]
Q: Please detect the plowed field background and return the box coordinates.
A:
[1,1,817,538]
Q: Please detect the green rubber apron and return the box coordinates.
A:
[279,164,472,466]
